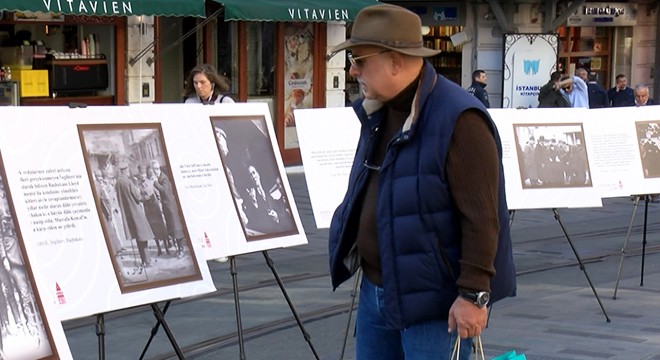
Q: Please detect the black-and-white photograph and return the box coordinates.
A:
[78,124,202,293]
[211,116,298,241]
[0,154,58,360]
[514,123,592,189]
[635,121,660,178]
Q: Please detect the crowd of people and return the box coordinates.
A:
[94,158,186,269]
[520,135,590,188]
[537,69,655,109]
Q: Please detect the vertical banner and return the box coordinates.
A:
[502,34,558,109]
[283,22,314,150]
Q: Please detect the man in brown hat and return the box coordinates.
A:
[327,4,516,359]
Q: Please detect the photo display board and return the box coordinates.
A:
[585,106,660,197]
[490,108,604,209]
[490,106,660,209]
[0,102,306,322]
[298,106,660,219]
[295,107,360,229]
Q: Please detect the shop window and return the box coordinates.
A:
[216,20,238,97]
[558,26,613,87]
[3,21,115,99]
[612,26,633,87]
[245,22,275,97]
[423,25,463,84]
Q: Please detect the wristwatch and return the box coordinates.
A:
[459,291,490,308]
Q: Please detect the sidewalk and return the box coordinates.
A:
[63,172,660,359]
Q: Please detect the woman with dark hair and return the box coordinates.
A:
[183,64,234,104]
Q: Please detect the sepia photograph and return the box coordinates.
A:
[0,153,59,360]
[514,123,592,189]
[635,121,660,179]
[78,124,202,293]
[211,116,298,241]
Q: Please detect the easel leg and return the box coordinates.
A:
[552,209,611,322]
[139,301,172,360]
[509,210,516,228]
[614,195,641,299]
[96,314,105,360]
[262,251,320,360]
[150,303,185,359]
[641,195,649,286]
[339,268,362,360]
[230,256,247,360]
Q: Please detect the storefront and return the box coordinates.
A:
[157,0,377,164]
[0,0,207,106]
[558,2,638,88]
[386,1,468,84]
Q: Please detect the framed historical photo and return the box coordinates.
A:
[0,152,61,360]
[77,123,202,293]
[635,121,660,179]
[513,123,593,189]
[211,116,298,241]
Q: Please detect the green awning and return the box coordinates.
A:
[0,0,207,17]
[220,0,379,22]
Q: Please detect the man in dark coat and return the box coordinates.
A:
[607,74,635,107]
[115,160,154,266]
[586,73,609,108]
[538,71,570,108]
[467,70,490,108]
[151,160,185,256]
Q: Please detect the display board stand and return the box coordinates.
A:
[511,209,611,322]
[613,195,651,299]
[96,314,105,360]
[339,269,362,360]
[229,251,320,360]
[96,300,184,359]
[137,301,184,360]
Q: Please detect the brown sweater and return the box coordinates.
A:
[356,81,499,293]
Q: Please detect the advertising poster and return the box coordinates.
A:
[502,34,559,109]
[295,107,361,229]
[283,22,314,150]
[0,154,72,360]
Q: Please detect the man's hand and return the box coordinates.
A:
[448,296,488,338]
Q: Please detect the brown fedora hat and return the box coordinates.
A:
[329,4,440,58]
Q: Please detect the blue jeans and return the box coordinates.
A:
[356,277,473,360]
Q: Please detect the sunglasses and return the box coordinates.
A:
[348,50,389,69]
